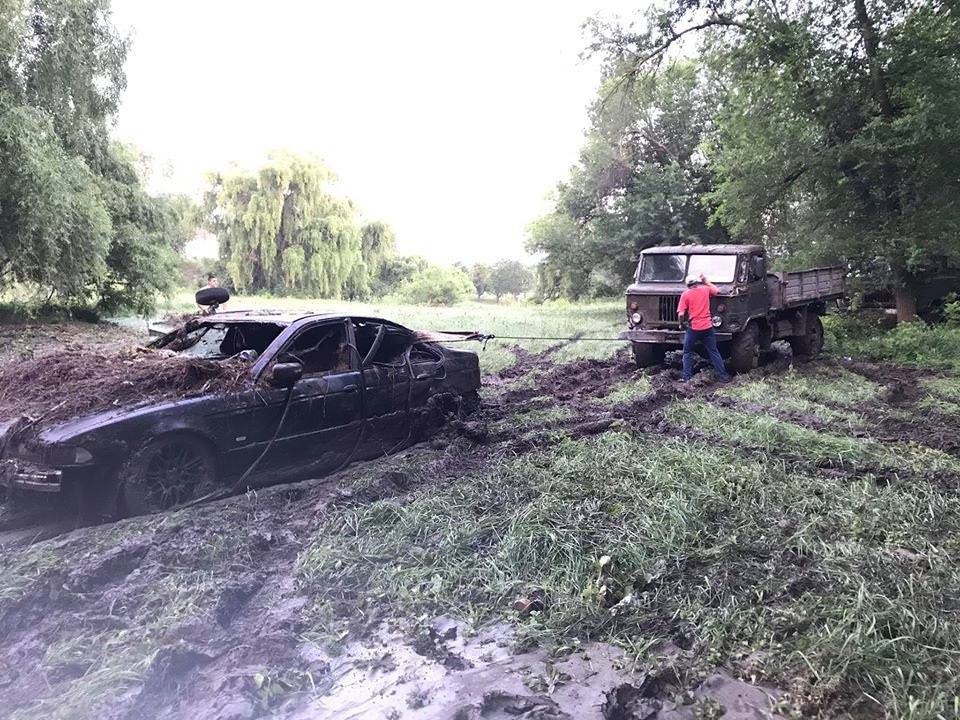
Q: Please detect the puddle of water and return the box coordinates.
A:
[284,617,784,720]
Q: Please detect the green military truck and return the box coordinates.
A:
[618,244,845,372]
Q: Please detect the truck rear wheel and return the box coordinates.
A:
[632,342,666,369]
[790,314,824,358]
[728,324,759,374]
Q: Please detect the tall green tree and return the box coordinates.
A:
[205,153,372,298]
[468,263,492,299]
[489,259,534,301]
[0,0,180,313]
[592,0,960,320]
[528,61,728,299]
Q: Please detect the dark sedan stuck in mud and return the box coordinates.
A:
[0,312,481,517]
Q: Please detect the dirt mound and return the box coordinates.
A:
[0,348,252,426]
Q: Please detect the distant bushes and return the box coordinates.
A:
[397,266,475,306]
[824,314,960,371]
[0,300,101,324]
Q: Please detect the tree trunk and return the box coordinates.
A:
[894,284,918,323]
[853,0,895,120]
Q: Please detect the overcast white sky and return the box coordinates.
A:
[111,1,647,264]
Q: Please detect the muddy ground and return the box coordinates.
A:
[1,336,958,719]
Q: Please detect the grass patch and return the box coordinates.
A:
[718,370,869,428]
[3,509,269,720]
[297,432,960,716]
[489,405,575,434]
[921,377,960,403]
[666,401,960,477]
[824,316,960,372]
[667,400,865,464]
[601,375,652,406]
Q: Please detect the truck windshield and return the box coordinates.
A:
[638,254,686,282]
[638,254,738,283]
[688,255,737,283]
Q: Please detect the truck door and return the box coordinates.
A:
[745,253,770,320]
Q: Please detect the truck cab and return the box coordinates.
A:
[619,244,844,372]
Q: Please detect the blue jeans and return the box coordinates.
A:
[683,328,730,380]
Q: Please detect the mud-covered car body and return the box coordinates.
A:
[618,244,845,371]
[0,312,480,511]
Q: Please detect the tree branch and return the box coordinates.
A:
[638,14,755,65]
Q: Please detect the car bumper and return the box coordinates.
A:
[618,329,733,344]
[0,459,62,493]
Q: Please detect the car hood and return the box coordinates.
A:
[0,395,209,449]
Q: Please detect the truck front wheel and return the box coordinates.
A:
[728,324,759,374]
[790,314,824,358]
[632,342,666,369]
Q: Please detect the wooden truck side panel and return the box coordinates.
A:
[768,267,846,310]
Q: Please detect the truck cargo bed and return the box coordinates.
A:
[768,267,845,309]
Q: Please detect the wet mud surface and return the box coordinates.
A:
[0,339,956,719]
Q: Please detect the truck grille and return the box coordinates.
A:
[658,295,680,322]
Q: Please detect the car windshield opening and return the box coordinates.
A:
[159,322,284,359]
[638,254,687,282]
[687,255,738,283]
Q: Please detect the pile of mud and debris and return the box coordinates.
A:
[0,348,251,425]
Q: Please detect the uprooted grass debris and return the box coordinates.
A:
[0,348,251,424]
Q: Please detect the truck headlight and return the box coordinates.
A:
[73,447,94,464]
[631,312,643,326]
[711,315,723,328]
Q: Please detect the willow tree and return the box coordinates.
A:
[205,154,369,297]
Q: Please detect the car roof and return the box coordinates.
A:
[640,244,764,255]
[189,310,411,330]
[191,310,341,326]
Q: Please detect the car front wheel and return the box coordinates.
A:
[118,435,217,517]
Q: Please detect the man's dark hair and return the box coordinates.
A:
[207,273,217,280]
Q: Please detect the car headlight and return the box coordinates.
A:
[47,445,94,465]
[711,315,723,328]
[631,312,643,326]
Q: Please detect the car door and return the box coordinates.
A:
[248,319,363,482]
[351,319,412,456]
[409,342,446,407]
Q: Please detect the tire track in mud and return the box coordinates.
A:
[842,360,960,456]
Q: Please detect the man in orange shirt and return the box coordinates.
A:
[677,273,731,382]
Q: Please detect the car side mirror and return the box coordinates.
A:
[271,362,303,388]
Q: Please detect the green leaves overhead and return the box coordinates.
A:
[527,61,728,300]
[591,0,960,318]
[206,154,388,299]
[0,104,111,295]
[0,0,182,314]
